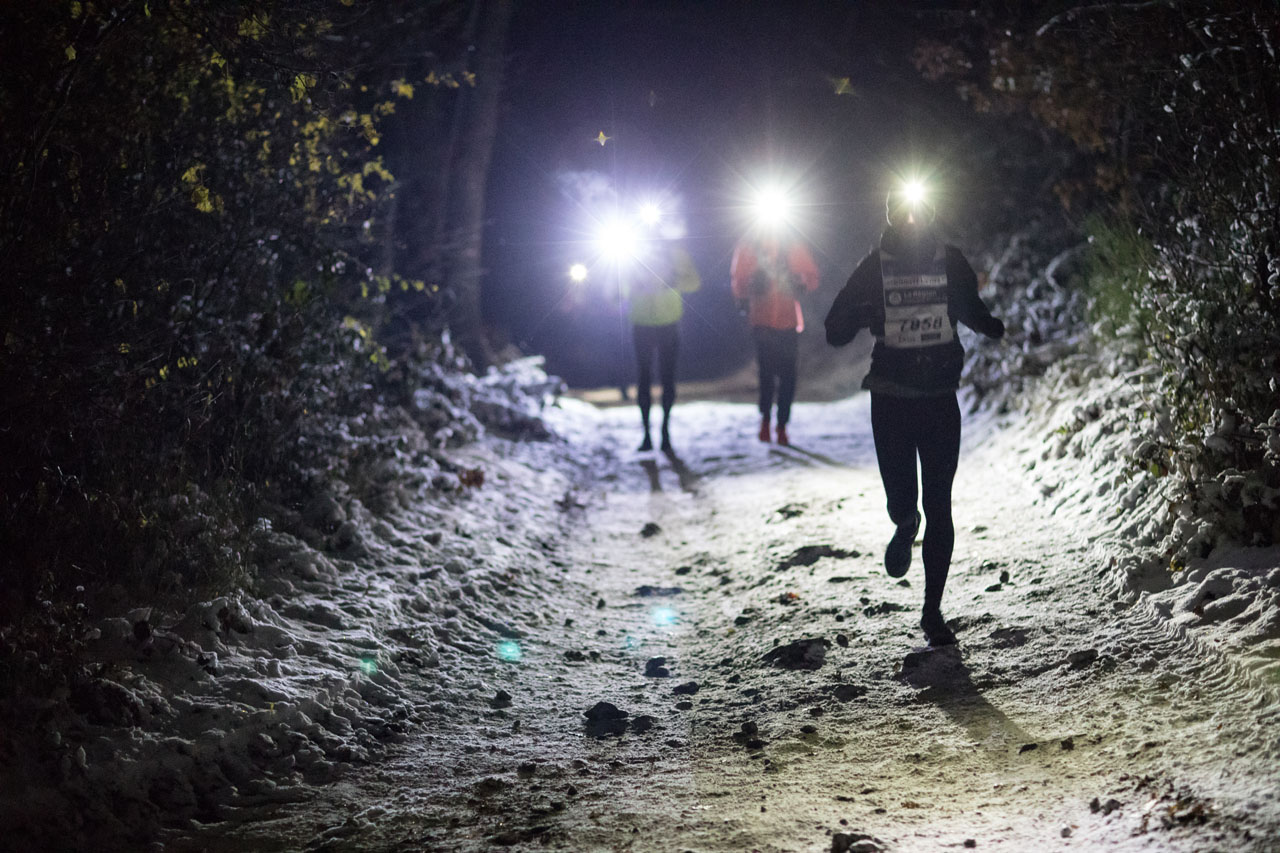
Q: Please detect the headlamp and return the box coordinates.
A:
[902,180,927,208]
[887,176,936,227]
[751,183,794,231]
[597,219,640,263]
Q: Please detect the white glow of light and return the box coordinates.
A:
[568,262,588,282]
[597,220,639,262]
[639,201,662,226]
[751,184,793,229]
[902,180,927,206]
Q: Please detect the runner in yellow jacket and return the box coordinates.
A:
[624,244,701,452]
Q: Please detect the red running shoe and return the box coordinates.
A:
[758,417,771,443]
[776,424,789,447]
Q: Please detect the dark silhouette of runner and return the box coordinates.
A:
[824,181,1005,646]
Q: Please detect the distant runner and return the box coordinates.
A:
[824,180,1005,646]
[625,240,701,452]
[730,234,820,447]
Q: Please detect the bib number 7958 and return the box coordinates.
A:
[901,316,946,333]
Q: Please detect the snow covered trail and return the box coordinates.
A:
[176,394,1280,853]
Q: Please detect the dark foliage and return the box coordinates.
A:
[0,1,470,637]
[917,0,1280,546]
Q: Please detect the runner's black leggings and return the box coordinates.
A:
[753,327,799,426]
[870,391,961,611]
[633,323,679,428]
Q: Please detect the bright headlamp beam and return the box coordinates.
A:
[902,180,927,207]
[597,219,640,263]
[751,185,793,229]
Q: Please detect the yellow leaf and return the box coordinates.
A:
[192,185,214,213]
[70,2,82,19]
[118,343,130,354]
[238,14,269,40]
[289,73,316,103]
[65,45,77,61]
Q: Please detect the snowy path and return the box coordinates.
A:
[179,395,1280,852]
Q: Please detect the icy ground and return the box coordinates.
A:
[7,366,1279,852]
[144,382,1278,852]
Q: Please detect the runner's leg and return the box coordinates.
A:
[658,324,679,448]
[870,392,919,527]
[774,329,798,428]
[753,327,775,421]
[633,325,655,447]
[917,393,961,611]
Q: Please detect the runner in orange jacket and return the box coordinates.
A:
[730,236,820,446]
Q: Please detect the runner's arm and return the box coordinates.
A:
[946,247,1005,339]
[825,251,879,347]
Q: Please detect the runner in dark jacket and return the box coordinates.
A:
[824,189,1004,646]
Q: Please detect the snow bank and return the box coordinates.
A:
[980,353,1280,687]
[961,224,1280,690]
[0,356,580,850]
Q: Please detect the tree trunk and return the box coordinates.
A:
[444,0,512,370]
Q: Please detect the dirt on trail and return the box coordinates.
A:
[178,394,1280,853]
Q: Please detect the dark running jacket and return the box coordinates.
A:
[824,225,1004,396]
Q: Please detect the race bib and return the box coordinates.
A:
[881,251,952,349]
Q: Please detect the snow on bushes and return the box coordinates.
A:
[963,220,1280,686]
[0,356,571,850]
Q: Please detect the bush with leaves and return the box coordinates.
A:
[0,0,471,648]
[916,0,1280,548]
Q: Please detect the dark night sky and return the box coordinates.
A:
[486,2,997,387]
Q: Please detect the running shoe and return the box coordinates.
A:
[921,606,957,646]
[884,511,919,578]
